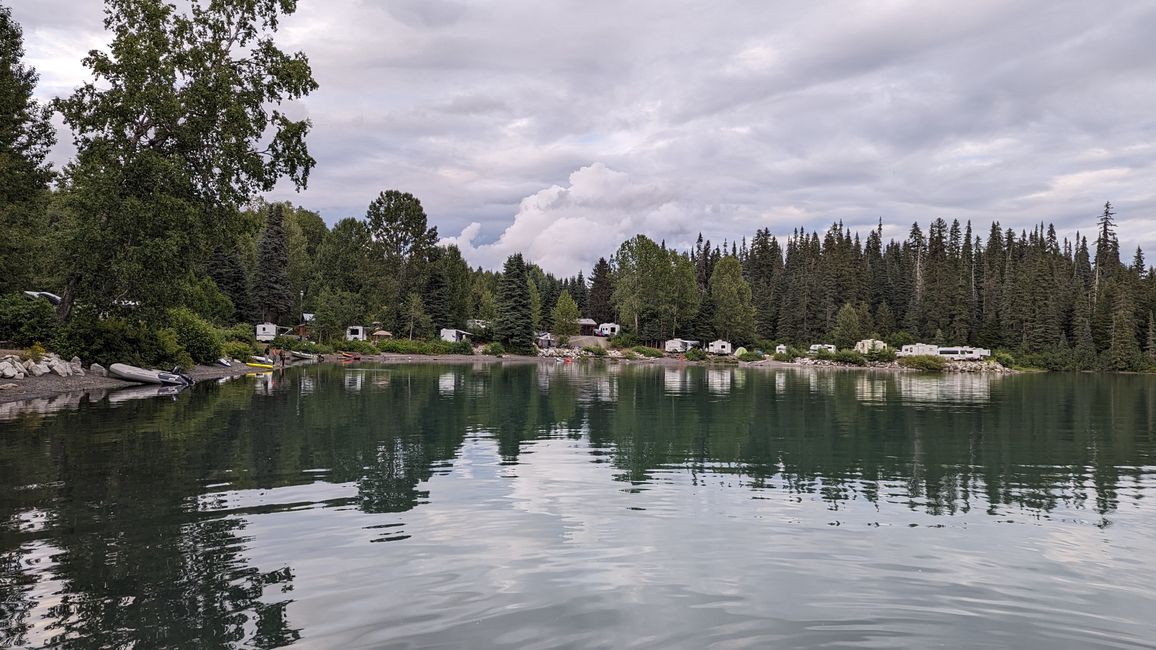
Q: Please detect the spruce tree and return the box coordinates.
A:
[255,204,294,324]
[709,257,757,344]
[495,254,534,352]
[831,303,862,350]
[588,257,615,323]
[1106,284,1142,370]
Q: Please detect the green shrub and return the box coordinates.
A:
[0,293,59,346]
[483,342,505,356]
[710,356,739,364]
[622,350,640,360]
[221,340,256,361]
[685,347,707,361]
[993,350,1015,368]
[54,317,191,368]
[168,307,222,364]
[631,345,663,358]
[737,351,765,362]
[337,339,378,354]
[377,339,474,355]
[898,354,946,371]
[608,332,639,348]
[218,323,256,344]
[815,349,836,361]
[865,347,897,363]
[772,352,794,362]
[833,350,866,366]
[582,345,607,357]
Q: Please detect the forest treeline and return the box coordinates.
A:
[1,2,1154,371]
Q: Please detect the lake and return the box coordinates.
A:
[2,362,1155,648]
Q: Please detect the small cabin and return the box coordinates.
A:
[536,332,556,349]
[597,322,620,337]
[854,339,887,354]
[896,343,939,357]
[345,325,367,341]
[577,318,598,336]
[808,343,837,354]
[774,344,788,355]
[256,322,278,342]
[664,338,700,353]
[440,328,471,343]
[708,340,733,355]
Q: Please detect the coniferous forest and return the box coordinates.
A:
[1,2,1155,372]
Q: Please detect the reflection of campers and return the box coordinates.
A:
[345,325,367,341]
[255,322,278,342]
[597,323,620,337]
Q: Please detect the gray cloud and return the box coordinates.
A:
[12,0,1156,274]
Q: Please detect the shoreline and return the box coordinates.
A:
[0,352,1014,408]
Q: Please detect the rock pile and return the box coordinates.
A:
[945,360,1015,373]
[0,353,89,380]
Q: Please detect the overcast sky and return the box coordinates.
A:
[13,0,1156,275]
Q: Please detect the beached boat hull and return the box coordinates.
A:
[108,363,193,386]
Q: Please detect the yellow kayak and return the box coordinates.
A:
[246,362,274,369]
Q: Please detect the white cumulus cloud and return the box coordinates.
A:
[440,163,704,276]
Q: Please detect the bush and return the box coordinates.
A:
[898,354,946,371]
[608,332,639,348]
[631,345,663,358]
[993,350,1016,368]
[377,338,474,355]
[54,317,192,368]
[168,307,222,364]
[622,350,640,360]
[865,347,897,363]
[685,347,707,361]
[815,349,835,361]
[582,345,607,357]
[26,341,46,363]
[710,356,739,365]
[737,351,764,362]
[218,323,256,344]
[0,293,59,346]
[833,350,866,366]
[221,340,256,361]
[337,339,378,354]
[483,342,505,356]
[772,352,794,362]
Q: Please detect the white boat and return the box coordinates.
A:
[290,350,317,361]
[216,358,232,367]
[109,363,194,386]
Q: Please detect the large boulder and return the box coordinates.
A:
[29,363,50,377]
[49,360,71,377]
[0,362,17,379]
[89,363,107,377]
[70,360,85,376]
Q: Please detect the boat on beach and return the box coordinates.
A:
[290,350,317,361]
[108,363,195,386]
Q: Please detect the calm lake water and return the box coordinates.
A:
[2,363,1155,649]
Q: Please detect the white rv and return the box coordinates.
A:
[708,340,733,355]
[597,323,620,337]
[345,325,367,341]
[808,343,837,354]
[440,328,471,343]
[854,339,887,354]
[664,338,700,353]
[936,346,991,360]
[255,322,278,342]
[896,343,940,357]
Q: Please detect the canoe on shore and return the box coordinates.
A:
[246,362,274,369]
[108,363,195,386]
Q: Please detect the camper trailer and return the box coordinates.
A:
[440,328,471,343]
[345,325,367,341]
[255,322,278,342]
[597,323,621,337]
[936,346,991,360]
[664,339,700,353]
[854,339,887,354]
[774,344,788,355]
[896,343,940,357]
[808,343,837,354]
[708,340,733,355]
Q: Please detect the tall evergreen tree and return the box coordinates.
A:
[551,291,580,336]
[254,204,293,324]
[588,257,615,323]
[709,256,757,344]
[0,6,56,293]
[495,254,534,352]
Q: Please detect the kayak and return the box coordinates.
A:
[246,362,274,369]
[109,363,194,386]
[216,358,232,367]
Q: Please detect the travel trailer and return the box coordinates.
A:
[345,325,367,341]
[664,338,700,353]
[708,340,733,355]
[597,323,621,337]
